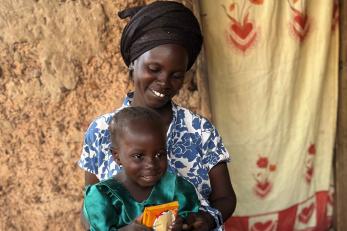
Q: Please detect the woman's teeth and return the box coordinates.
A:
[152,90,165,98]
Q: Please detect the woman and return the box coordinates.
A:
[79,1,236,230]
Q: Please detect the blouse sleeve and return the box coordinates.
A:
[78,120,100,175]
[201,118,230,172]
[83,185,119,231]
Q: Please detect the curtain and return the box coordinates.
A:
[199,0,338,230]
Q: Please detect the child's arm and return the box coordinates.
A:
[84,185,153,231]
[83,185,119,230]
[174,176,200,217]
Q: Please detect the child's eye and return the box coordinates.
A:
[132,154,143,160]
[154,151,166,159]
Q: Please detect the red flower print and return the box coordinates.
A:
[253,155,276,198]
[305,166,313,183]
[254,180,272,198]
[305,144,316,184]
[298,203,315,224]
[257,157,268,168]
[289,3,310,42]
[222,1,259,53]
[251,220,277,231]
[229,3,236,11]
[269,164,276,172]
[249,0,264,5]
[308,144,316,155]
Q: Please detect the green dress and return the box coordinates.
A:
[83,171,200,231]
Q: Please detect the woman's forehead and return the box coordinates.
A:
[137,44,188,68]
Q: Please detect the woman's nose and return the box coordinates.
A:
[156,73,169,87]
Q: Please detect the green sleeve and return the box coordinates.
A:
[83,185,119,231]
[174,176,200,218]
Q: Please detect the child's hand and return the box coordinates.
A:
[181,211,215,231]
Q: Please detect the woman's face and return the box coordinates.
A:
[131,44,189,109]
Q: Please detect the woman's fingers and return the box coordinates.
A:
[169,216,184,231]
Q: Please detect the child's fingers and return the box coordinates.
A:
[135,213,143,222]
[133,222,152,231]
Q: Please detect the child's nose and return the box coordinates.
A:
[144,157,157,169]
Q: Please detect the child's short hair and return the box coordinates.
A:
[109,106,165,148]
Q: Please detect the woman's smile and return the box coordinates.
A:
[151,89,165,98]
[131,44,188,109]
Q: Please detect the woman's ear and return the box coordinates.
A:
[128,62,134,81]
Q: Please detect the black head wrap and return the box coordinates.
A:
[118,1,203,71]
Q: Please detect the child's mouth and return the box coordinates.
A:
[141,174,159,182]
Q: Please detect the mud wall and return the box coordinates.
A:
[0,0,203,230]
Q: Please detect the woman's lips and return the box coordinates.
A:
[151,89,165,98]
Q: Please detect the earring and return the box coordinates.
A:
[128,63,134,71]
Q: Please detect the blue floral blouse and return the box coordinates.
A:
[78,92,230,230]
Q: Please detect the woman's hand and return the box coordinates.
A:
[118,220,153,231]
[181,211,215,231]
[169,215,184,231]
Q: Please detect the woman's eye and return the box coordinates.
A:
[147,65,160,73]
[172,74,184,80]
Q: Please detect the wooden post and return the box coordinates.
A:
[335,0,347,230]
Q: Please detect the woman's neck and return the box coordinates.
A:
[131,100,173,133]
[153,104,173,132]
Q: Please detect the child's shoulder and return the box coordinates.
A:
[165,171,195,190]
[85,178,121,196]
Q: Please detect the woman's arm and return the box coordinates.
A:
[85,171,100,186]
[208,162,236,221]
[184,162,236,231]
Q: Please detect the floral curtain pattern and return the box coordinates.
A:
[200,0,338,230]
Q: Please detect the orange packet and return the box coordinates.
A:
[141,201,179,230]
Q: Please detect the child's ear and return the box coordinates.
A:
[111,147,121,165]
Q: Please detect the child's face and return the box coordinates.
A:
[114,122,167,188]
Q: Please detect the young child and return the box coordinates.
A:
[83,106,200,230]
